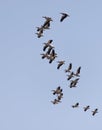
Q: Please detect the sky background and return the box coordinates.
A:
[0,0,102,129]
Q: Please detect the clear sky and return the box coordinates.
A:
[0,0,102,129]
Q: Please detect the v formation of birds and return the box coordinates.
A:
[35,13,98,116]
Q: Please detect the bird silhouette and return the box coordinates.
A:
[65,63,72,73]
[92,108,98,116]
[83,105,90,111]
[60,13,69,22]
[57,61,65,69]
[72,102,79,108]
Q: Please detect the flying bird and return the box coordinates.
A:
[57,93,63,100]
[40,53,50,59]
[67,72,74,80]
[57,60,65,69]
[65,63,72,73]
[74,66,81,77]
[35,31,43,38]
[92,108,98,116]
[42,16,53,28]
[83,105,90,111]
[69,78,79,88]
[43,40,53,51]
[60,13,69,22]
[46,46,54,54]
[51,99,61,104]
[72,102,79,108]
[52,86,62,95]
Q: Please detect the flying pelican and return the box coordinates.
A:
[51,99,61,104]
[46,46,54,54]
[57,93,63,100]
[67,72,74,80]
[65,63,72,73]
[69,78,79,88]
[72,102,79,108]
[92,108,98,116]
[60,13,69,22]
[74,66,81,77]
[57,60,65,69]
[35,32,43,38]
[83,105,90,111]
[52,86,63,95]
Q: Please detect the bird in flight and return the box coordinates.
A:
[65,63,72,73]
[83,105,90,111]
[92,108,98,116]
[57,60,65,69]
[74,66,81,77]
[72,102,79,108]
[60,13,69,22]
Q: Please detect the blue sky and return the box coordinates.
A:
[0,0,102,129]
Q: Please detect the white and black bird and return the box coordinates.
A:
[57,60,65,69]
[92,108,98,116]
[65,63,72,73]
[52,86,62,95]
[83,105,90,111]
[51,99,61,104]
[72,102,79,108]
[60,13,69,22]
[74,66,81,77]
[67,72,74,80]
[43,40,53,51]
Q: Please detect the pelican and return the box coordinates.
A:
[72,102,79,108]
[43,40,53,51]
[36,25,44,32]
[92,108,98,116]
[57,93,63,100]
[46,46,54,54]
[83,105,90,111]
[40,53,50,59]
[42,16,53,28]
[74,66,81,77]
[35,32,43,38]
[69,78,79,88]
[57,60,65,69]
[49,55,57,63]
[52,86,63,95]
[51,99,61,104]
[65,63,72,73]
[67,72,74,80]
[60,13,69,22]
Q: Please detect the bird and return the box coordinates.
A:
[92,108,98,116]
[35,32,43,38]
[52,86,62,95]
[40,53,50,59]
[57,93,63,100]
[83,105,90,111]
[57,60,65,69]
[69,78,79,88]
[67,72,74,80]
[42,16,53,28]
[74,66,81,77]
[36,25,44,32]
[43,40,53,51]
[72,102,79,108]
[65,63,72,73]
[51,99,61,104]
[49,55,57,63]
[46,46,54,54]
[48,50,57,64]
[60,13,69,22]
[43,22,50,30]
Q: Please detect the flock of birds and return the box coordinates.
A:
[35,13,98,116]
